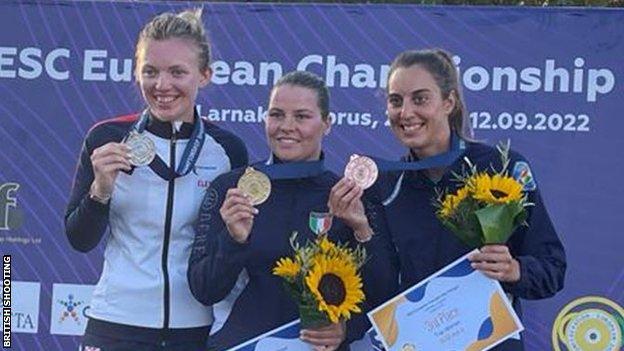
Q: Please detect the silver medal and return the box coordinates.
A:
[125,131,155,167]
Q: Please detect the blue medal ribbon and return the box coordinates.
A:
[254,155,326,180]
[372,134,465,173]
[128,109,205,181]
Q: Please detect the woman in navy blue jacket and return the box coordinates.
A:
[188,71,398,351]
[369,49,566,350]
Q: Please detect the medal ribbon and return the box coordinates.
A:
[130,109,205,181]
[255,156,326,180]
[254,156,332,234]
[371,134,465,173]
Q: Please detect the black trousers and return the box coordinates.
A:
[81,318,210,351]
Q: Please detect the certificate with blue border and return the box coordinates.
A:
[228,319,312,351]
[367,250,523,351]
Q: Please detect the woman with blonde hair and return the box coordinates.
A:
[65,9,247,350]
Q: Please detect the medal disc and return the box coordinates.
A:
[344,154,378,189]
[237,167,271,205]
[125,131,156,167]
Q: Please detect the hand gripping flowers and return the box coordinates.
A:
[435,141,532,248]
[273,233,367,328]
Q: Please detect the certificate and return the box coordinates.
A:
[367,250,523,351]
[229,319,312,351]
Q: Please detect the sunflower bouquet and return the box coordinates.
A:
[273,233,367,329]
[434,141,532,248]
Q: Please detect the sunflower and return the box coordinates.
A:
[273,257,301,279]
[439,186,470,218]
[305,255,365,323]
[318,235,338,254]
[318,236,355,264]
[470,173,523,204]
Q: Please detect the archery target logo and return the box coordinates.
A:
[552,296,624,351]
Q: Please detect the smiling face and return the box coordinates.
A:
[136,38,211,123]
[387,65,456,159]
[265,84,330,162]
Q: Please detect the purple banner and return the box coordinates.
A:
[1,1,623,350]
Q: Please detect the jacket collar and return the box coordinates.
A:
[144,112,197,139]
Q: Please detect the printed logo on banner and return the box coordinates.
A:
[552,296,624,351]
[0,182,23,231]
[50,284,94,336]
[0,182,43,246]
[5,281,40,334]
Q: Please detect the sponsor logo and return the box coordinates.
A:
[6,281,40,334]
[50,284,94,336]
[193,164,217,174]
[197,179,211,188]
[58,294,85,325]
[0,183,23,231]
[194,165,216,188]
[0,183,40,245]
[552,296,624,351]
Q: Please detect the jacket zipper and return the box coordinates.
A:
[162,130,177,334]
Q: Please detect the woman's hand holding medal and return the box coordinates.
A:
[220,167,270,243]
[328,178,368,232]
[90,142,132,200]
[328,155,379,241]
[220,188,258,244]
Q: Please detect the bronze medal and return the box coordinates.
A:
[344,154,378,189]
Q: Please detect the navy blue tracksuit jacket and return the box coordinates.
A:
[188,160,399,350]
[372,142,566,351]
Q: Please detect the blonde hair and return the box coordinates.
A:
[134,8,211,79]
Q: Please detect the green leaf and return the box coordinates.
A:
[439,217,482,248]
[299,300,331,329]
[512,202,529,227]
[282,281,301,301]
[475,203,525,244]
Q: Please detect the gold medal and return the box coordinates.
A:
[237,167,271,205]
[344,154,378,189]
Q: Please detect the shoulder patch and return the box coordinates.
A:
[512,161,536,191]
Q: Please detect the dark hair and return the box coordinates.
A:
[135,8,211,80]
[272,71,330,121]
[388,49,472,139]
